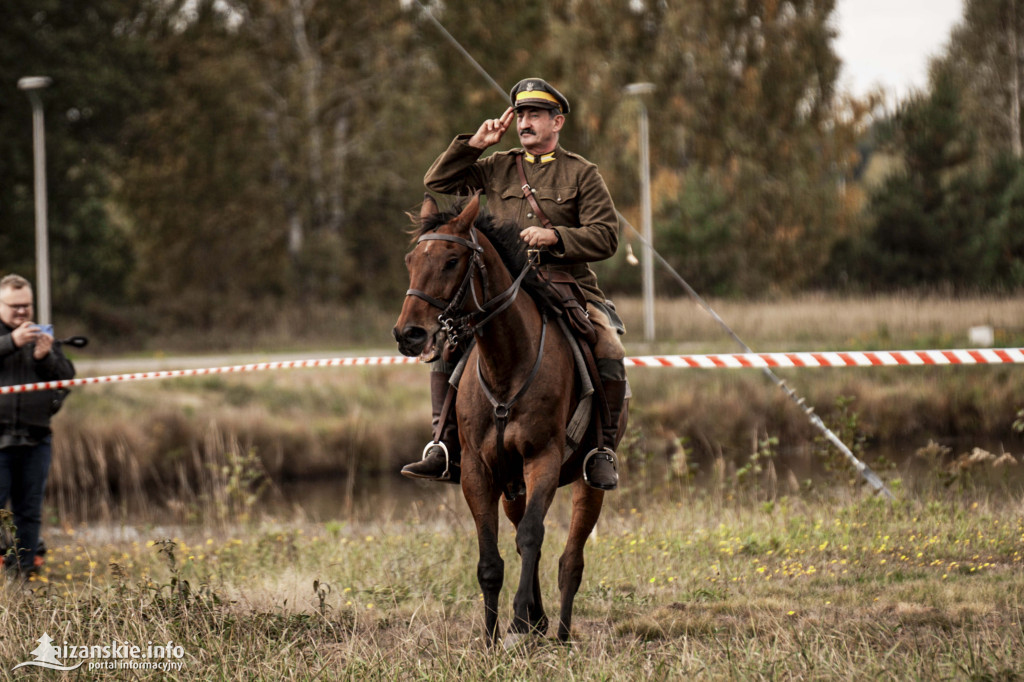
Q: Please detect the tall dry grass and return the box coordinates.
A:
[68,292,1024,357]
[612,292,1024,351]
[42,294,1024,524]
[47,367,432,524]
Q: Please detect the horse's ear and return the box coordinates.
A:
[453,192,481,235]
[420,193,439,221]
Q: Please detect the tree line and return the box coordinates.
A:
[2,0,1022,342]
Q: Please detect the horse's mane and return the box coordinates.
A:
[410,200,561,311]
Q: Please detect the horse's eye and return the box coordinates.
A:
[444,257,460,271]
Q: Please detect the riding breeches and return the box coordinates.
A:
[587,303,626,382]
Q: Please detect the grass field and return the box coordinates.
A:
[3,480,1023,680]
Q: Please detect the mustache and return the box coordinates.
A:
[519,127,536,136]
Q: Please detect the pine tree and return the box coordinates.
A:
[28,633,61,665]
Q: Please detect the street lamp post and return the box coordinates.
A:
[624,82,656,343]
[18,76,53,325]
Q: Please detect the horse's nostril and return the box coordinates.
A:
[394,325,428,352]
[402,326,427,343]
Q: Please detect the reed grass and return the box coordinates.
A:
[44,366,1024,524]
[43,294,1024,524]
[612,292,1024,351]
[47,366,431,523]
[67,292,1024,356]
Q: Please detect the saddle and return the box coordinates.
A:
[535,269,598,348]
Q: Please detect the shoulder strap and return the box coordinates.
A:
[515,153,553,229]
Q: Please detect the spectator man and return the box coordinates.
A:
[0,274,74,576]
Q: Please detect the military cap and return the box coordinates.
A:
[509,78,570,114]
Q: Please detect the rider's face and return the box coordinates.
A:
[516,107,563,154]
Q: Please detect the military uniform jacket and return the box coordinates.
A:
[424,135,619,304]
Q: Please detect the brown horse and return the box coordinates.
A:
[393,194,622,644]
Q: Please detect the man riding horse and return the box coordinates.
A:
[401,78,627,491]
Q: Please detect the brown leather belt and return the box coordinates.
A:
[516,153,553,229]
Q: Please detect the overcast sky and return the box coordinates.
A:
[833,0,965,100]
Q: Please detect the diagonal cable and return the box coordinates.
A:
[619,215,893,499]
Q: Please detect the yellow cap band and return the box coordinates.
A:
[515,90,561,109]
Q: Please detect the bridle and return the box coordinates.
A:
[405,226,534,348]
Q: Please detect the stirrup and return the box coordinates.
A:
[582,447,619,491]
[420,440,452,480]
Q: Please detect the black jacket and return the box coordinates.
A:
[0,324,75,436]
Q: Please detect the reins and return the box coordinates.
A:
[405,226,534,347]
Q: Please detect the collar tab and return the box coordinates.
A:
[524,151,556,164]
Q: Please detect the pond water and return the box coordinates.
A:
[45,438,1024,533]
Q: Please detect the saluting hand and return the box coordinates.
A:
[468,107,514,150]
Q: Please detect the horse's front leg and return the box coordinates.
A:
[476,521,504,644]
[556,479,604,642]
[507,454,560,641]
[503,495,548,635]
[463,463,504,644]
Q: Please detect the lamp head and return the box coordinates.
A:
[623,82,656,97]
[18,76,52,91]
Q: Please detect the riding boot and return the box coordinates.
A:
[584,377,628,491]
[401,372,461,484]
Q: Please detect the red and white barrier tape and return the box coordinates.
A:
[0,356,418,395]
[625,347,1024,369]
[2,348,1022,395]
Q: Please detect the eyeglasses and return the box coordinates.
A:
[0,301,32,312]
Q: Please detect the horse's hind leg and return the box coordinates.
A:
[556,479,605,642]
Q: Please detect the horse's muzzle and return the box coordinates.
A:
[393,325,429,358]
